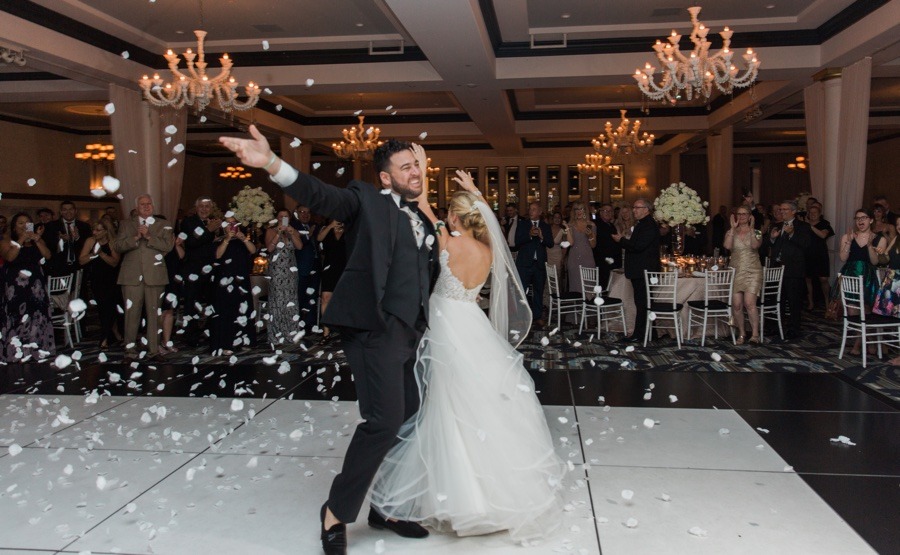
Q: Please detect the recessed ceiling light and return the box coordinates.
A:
[561,13,571,19]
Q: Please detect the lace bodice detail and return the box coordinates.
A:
[434,250,485,303]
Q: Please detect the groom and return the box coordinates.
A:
[221,127,438,554]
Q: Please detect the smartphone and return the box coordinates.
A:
[281,216,289,227]
[229,223,239,233]
[25,222,34,232]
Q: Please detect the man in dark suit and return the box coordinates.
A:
[515,202,554,327]
[291,205,320,330]
[179,197,221,341]
[220,127,436,555]
[768,199,812,340]
[613,199,660,342]
[593,203,620,289]
[44,200,92,278]
[501,202,522,252]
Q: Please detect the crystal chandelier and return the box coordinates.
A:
[332,116,384,161]
[634,6,760,104]
[577,153,620,176]
[139,29,260,113]
[592,110,655,157]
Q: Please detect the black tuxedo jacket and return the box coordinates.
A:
[620,215,660,280]
[181,214,218,271]
[593,219,621,267]
[768,219,812,278]
[43,218,91,274]
[282,172,438,331]
[514,219,554,267]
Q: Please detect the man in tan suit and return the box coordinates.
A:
[114,194,174,362]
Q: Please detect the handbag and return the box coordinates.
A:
[824,273,842,321]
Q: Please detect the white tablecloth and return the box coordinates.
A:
[608,270,729,339]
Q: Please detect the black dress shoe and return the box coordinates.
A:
[321,503,347,555]
[368,507,429,538]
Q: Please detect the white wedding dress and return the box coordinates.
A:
[369,249,566,543]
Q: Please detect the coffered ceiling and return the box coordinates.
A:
[1,0,899,156]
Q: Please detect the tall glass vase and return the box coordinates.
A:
[672,224,685,255]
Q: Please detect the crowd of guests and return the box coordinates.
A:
[0,190,897,365]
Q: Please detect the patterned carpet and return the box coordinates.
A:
[32,307,899,405]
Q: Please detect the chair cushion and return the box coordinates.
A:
[600,296,623,306]
[649,302,683,313]
[845,313,900,326]
[552,292,582,300]
[687,299,729,310]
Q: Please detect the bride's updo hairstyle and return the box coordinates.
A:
[449,191,489,243]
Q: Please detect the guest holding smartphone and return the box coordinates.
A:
[264,209,303,344]
[317,219,348,339]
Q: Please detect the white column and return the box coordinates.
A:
[834,57,872,248]
[822,79,842,229]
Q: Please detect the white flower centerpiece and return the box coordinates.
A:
[653,182,709,255]
[229,186,275,229]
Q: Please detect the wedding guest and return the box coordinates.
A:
[180,197,222,342]
[210,217,257,356]
[78,218,121,351]
[724,207,763,344]
[545,212,567,292]
[564,202,596,294]
[805,203,834,309]
[872,203,896,243]
[318,219,348,339]
[613,199,660,343]
[264,209,303,344]
[35,207,54,238]
[872,217,900,364]
[0,215,7,240]
[593,203,620,289]
[43,200,91,278]
[711,205,728,253]
[104,206,120,233]
[614,204,635,239]
[874,195,897,226]
[741,190,764,230]
[159,234,185,354]
[502,202,523,251]
[0,212,55,362]
[768,200,812,340]
[515,202,554,327]
[114,194,174,363]
[292,205,320,331]
[836,208,887,356]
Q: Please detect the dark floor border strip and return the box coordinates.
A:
[833,370,900,410]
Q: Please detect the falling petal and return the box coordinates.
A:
[625,518,638,528]
[621,489,634,501]
[262,40,270,50]
[104,102,116,115]
[418,131,428,140]
[276,104,283,111]
[643,418,655,429]
[290,137,302,148]
[688,526,708,537]
[306,78,315,87]
[121,51,130,59]
[27,178,37,187]
[8,444,22,456]
[164,125,177,135]
[102,175,121,193]
[353,109,362,116]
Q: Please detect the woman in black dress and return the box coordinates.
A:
[210,217,257,356]
[316,219,347,338]
[159,234,185,354]
[0,212,55,362]
[78,219,121,351]
[804,202,834,309]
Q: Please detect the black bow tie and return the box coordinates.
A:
[400,199,418,210]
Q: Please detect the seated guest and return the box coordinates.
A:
[0,212,55,362]
[78,218,121,351]
[264,209,303,344]
[159,234,185,354]
[872,217,900,365]
[317,218,348,339]
[210,216,257,356]
[835,208,885,355]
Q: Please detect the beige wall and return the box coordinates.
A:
[864,135,900,208]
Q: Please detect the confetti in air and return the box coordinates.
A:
[306,78,315,87]
[164,125,178,135]
[102,175,121,193]
[27,178,36,187]
[262,40,270,50]
[121,51,130,59]
[104,102,116,114]
[418,131,428,140]
[290,137,302,148]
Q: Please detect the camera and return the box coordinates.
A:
[281,216,289,227]
[25,222,34,232]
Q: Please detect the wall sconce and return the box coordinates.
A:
[635,178,647,192]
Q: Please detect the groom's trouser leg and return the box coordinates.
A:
[327,313,420,524]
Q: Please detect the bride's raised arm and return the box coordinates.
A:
[409,143,449,251]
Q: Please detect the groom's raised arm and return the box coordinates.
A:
[220,125,359,222]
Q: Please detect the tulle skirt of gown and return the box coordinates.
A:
[368,295,566,543]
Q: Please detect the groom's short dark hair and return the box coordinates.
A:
[374,139,412,174]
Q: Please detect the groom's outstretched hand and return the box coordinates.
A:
[220,125,277,171]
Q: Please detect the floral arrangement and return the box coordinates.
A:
[229,186,275,228]
[795,191,812,210]
[653,182,710,226]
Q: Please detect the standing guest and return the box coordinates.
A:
[614,205,635,239]
[179,197,222,342]
[0,212,55,362]
[612,199,660,343]
[724,207,763,344]
[104,206,120,233]
[545,212,567,289]
[872,218,900,365]
[515,202,554,327]
[114,194,174,363]
[78,219,121,351]
[872,203,896,243]
[264,209,303,344]
[43,200,92,278]
[292,205,320,331]
[768,200,812,340]
[836,208,886,356]
[873,195,897,226]
[159,234,185,354]
[317,219,348,339]
[564,202,596,293]
[210,217,257,356]
[593,203,620,290]
[711,205,729,254]
[741,190,764,230]
[35,208,54,239]
[0,214,7,240]
[502,202,523,251]
[805,203,834,309]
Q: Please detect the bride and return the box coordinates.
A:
[368,145,566,543]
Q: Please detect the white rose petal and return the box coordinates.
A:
[54,354,73,369]
[121,51,130,59]
[711,352,722,362]
[27,178,37,187]
[625,518,638,528]
[418,131,428,140]
[261,40,269,50]
[230,399,244,411]
[306,78,315,87]
[643,418,655,429]
[621,489,634,501]
[312,162,321,170]
[688,526,708,537]
[8,444,22,457]
[173,143,185,153]
[290,137,302,148]
[102,175,120,193]
[164,125,177,135]
[104,102,116,114]
[560,241,571,248]
[353,109,363,116]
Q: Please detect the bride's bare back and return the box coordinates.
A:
[444,234,492,289]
